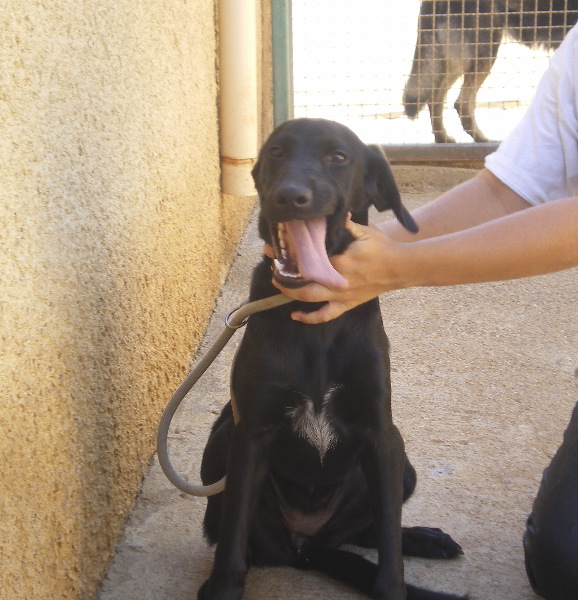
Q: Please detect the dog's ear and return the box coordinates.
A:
[365,145,418,233]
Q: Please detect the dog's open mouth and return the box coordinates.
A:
[270,217,348,289]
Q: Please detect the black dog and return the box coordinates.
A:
[199,118,465,600]
[404,0,578,143]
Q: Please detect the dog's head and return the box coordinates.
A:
[252,118,418,288]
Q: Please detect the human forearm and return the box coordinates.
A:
[382,169,531,242]
[395,196,578,288]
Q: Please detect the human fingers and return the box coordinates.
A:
[271,278,337,303]
[344,215,369,238]
[290,300,351,324]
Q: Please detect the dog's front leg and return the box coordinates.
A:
[201,422,270,600]
[362,423,406,600]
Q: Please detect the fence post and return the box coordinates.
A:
[272,0,294,126]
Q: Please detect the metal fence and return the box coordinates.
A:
[291,0,577,158]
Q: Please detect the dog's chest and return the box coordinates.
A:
[285,385,341,461]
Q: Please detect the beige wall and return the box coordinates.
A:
[0,1,264,598]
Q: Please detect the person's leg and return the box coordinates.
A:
[524,367,578,600]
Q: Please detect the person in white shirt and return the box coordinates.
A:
[268,24,578,600]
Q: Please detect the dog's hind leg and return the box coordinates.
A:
[402,526,463,559]
[454,38,502,142]
[455,69,492,142]
[429,76,458,143]
[454,11,503,143]
[348,525,463,560]
[403,41,460,143]
[296,544,467,600]
[404,4,460,143]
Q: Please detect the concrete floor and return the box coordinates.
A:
[98,167,577,600]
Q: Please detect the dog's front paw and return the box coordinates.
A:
[197,580,209,600]
[196,576,245,600]
[402,526,464,559]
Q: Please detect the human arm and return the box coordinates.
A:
[271,170,578,324]
[380,168,531,242]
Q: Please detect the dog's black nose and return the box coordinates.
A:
[275,184,313,210]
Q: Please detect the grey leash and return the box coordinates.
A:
[156,293,293,497]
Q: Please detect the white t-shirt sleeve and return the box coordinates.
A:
[485,24,578,206]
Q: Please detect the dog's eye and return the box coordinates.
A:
[268,146,284,158]
[330,151,348,164]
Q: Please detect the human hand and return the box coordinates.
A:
[264,216,405,324]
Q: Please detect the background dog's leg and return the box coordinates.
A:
[455,69,491,142]
[455,30,502,143]
[429,79,457,144]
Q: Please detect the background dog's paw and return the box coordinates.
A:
[402,526,464,559]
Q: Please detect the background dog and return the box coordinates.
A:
[403,0,578,143]
[198,118,466,600]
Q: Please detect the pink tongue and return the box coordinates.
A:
[283,217,348,288]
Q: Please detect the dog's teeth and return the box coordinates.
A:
[274,258,302,279]
[277,224,286,241]
[275,224,290,260]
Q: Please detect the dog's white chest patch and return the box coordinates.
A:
[286,386,340,461]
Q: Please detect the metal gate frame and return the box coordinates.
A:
[272,0,503,167]
[380,142,498,167]
[271,0,294,127]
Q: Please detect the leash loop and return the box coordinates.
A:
[225,305,250,330]
[157,293,293,497]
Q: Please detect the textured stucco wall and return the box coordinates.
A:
[0,2,256,599]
